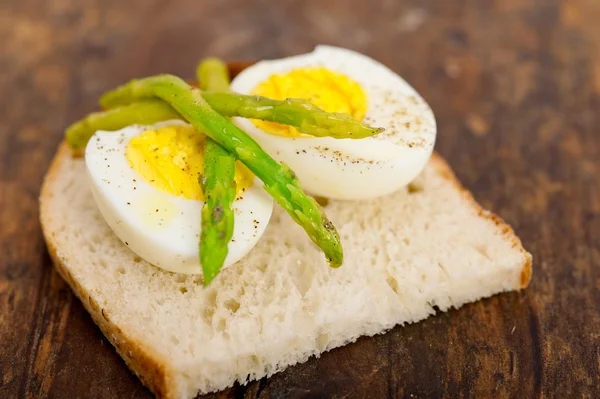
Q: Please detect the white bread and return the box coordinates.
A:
[40,142,531,399]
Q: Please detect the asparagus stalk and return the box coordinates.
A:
[100,88,382,138]
[67,88,383,151]
[196,58,236,285]
[196,58,230,92]
[100,74,343,267]
[202,92,383,138]
[66,100,180,150]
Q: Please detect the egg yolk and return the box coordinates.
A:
[251,67,368,137]
[126,126,254,201]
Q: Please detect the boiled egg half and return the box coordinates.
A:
[85,121,273,275]
[230,45,437,200]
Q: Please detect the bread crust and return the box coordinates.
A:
[41,142,177,399]
[40,143,531,398]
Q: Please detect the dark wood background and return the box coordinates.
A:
[1,0,599,398]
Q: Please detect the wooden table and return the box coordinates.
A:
[1,0,599,397]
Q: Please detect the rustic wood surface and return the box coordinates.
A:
[1,0,599,397]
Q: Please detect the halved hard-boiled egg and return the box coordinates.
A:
[85,121,273,274]
[230,45,436,200]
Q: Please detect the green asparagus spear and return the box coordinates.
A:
[68,91,381,151]
[66,100,180,150]
[198,145,236,285]
[67,84,383,151]
[100,90,382,138]
[197,58,236,285]
[100,74,343,267]
[196,58,230,91]
[202,92,383,138]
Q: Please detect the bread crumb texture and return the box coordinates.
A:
[40,143,531,398]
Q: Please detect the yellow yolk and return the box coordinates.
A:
[251,67,368,137]
[126,125,254,201]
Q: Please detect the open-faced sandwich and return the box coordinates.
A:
[40,45,531,398]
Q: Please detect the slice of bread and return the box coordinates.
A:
[40,142,531,399]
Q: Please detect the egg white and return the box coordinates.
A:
[85,121,273,275]
[230,45,437,200]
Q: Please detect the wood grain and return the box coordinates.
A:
[1,0,599,398]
